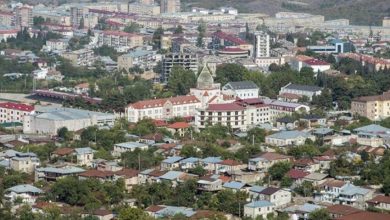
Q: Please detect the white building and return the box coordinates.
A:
[23,107,116,135]
[254,31,270,58]
[279,83,323,101]
[244,200,275,219]
[265,130,315,146]
[5,184,42,204]
[112,142,149,157]
[75,147,95,167]
[222,81,259,99]
[302,59,331,73]
[0,102,34,123]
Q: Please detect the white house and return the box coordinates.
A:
[279,83,323,101]
[265,130,315,146]
[5,184,42,204]
[244,200,275,219]
[112,142,149,157]
[254,187,292,207]
[75,147,95,167]
[222,81,259,99]
[248,152,292,172]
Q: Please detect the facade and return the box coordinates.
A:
[161,53,198,83]
[10,152,40,174]
[46,39,68,51]
[61,49,95,66]
[0,11,14,26]
[235,98,271,126]
[279,83,323,101]
[112,142,149,157]
[263,99,311,121]
[254,31,270,58]
[367,195,390,211]
[75,147,95,166]
[244,200,275,219]
[35,166,85,182]
[15,5,33,29]
[117,50,159,72]
[222,81,259,99]
[96,30,143,49]
[265,130,315,146]
[23,107,116,135]
[302,59,331,72]
[126,95,201,123]
[0,102,34,123]
[351,90,390,121]
[128,2,160,15]
[248,152,292,172]
[160,0,181,13]
[212,31,253,55]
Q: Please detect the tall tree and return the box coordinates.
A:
[167,66,197,95]
[196,20,206,48]
[215,63,247,85]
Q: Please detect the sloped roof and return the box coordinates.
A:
[224,81,258,90]
[283,83,322,92]
[6,184,42,194]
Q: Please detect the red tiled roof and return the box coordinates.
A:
[102,30,141,38]
[367,195,390,204]
[115,168,139,178]
[286,169,310,179]
[338,211,390,220]
[146,205,165,212]
[167,122,190,129]
[75,83,89,89]
[52,147,74,156]
[303,59,330,66]
[294,158,316,166]
[213,31,247,45]
[326,204,361,216]
[319,179,346,188]
[259,152,292,161]
[219,159,242,166]
[79,170,114,178]
[0,102,34,112]
[207,103,245,111]
[128,95,200,109]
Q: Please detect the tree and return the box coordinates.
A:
[246,127,266,144]
[118,207,152,220]
[196,20,206,48]
[215,63,247,85]
[174,25,183,34]
[188,165,207,176]
[268,162,292,181]
[295,181,315,197]
[281,176,293,188]
[167,65,197,95]
[124,22,140,33]
[383,177,390,195]
[286,33,294,43]
[152,27,164,49]
[33,16,45,26]
[79,17,85,29]
[57,127,72,141]
[308,208,330,220]
[312,89,333,109]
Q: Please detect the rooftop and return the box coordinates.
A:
[266,130,311,140]
[245,200,274,208]
[0,102,34,112]
[223,81,259,90]
[115,142,148,149]
[283,83,323,92]
[6,184,42,194]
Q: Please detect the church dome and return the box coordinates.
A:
[197,64,214,89]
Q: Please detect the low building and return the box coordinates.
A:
[222,81,259,99]
[366,195,390,211]
[248,152,292,172]
[279,83,323,101]
[216,159,245,174]
[112,142,149,157]
[257,187,292,207]
[78,169,115,182]
[75,147,95,166]
[0,102,34,124]
[96,30,143,49]
[302,59,331,73]
[197,175,223,191]
[5,184,42,204]
[61,49,95,66]
[10,152,40,174]
[244,200,275,219]
[161,156,183,171]
[35,166,85,181]
[23,107,115,135]
[265,130,315,146]
[353,124,390,147]
[351,90,390,121]
[114,168,139,191]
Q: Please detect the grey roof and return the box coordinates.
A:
[340,183,371,196]
[162,156,183,164]
[156,206,196,218]
[115,142,148,149]
[223,181,246,190]
[6,184,43,194]
[284,83,322,92]
[245,200,274,208]
[303,172,328,181]
[353,124,390,134]
[202,157,222,164]
[313,128,333,135]
[224,81,259,90]
[180,157,200,164]
[33,107,114,121]
[75,147,95,155]
[159,171,184,180]
[36,166,85,174]
[122,49,155,58]
[267,130,311,140]
[298,203,322,213]
[249,185,266,193]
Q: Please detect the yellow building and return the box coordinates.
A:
[351,90,390,121]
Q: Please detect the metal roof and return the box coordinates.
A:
[267,130,311,140]
[353,124,390,134]
[284,83,322,92]
[249,185,266,193]
[180,157,200,164]
[156,206,196,217]
[75,147,95,155]
[245,200,274,208]
[159,171,183,180]
[223,181,246,189]
[223,81,259,90]
[162,156,183,164]
[6,184,43,194]
[36,166,85,174]
[202,157,222,163]
[114,142,148,149]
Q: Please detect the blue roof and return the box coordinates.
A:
[340,183,370,196]
[0,159,10,168]
[353,124,390,134]
[180,157,200,163]
[223,181,246,190]
[250,185,266,193]
[162,156,183,164]
[6,184,42,194]
[122,49,155,58]
[115,142,148,149]
[156,206,196,217]
[298,203,322,213]
[202,157,222,164]
[75,147,94,155]
[159,171,183,180]
[249,157,267,162]
[267,130,311,140]
[313,128,333,135]
[245,200,274,208]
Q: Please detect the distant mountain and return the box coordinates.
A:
[183,0,390,25]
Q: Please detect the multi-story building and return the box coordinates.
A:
[235,98,270,126]
[351,90,390,121]
[45,39,68,51]
[139,0,155,4]
[23,106,116,135]
[254,31,270,58]
[70,7,97,29]
[161,53,198,83]
[279,83,323,101]
[117,50,159,72]
[0,11,14,26]
[195,103,247,131]
[61,49,95,66]
[15,5,33,29]
[211,31,253,55]
[160,0,181,13]
[96,30,143,49]
[263,99,311,121]
[128,2,160,15]
[0,102,34,123]
[126,95,201,123]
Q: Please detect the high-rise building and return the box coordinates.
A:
[160,0,180,13]
[139,0,155,5]
[15,5,33,29]
[254,31,270,58]
[161,53,198,82]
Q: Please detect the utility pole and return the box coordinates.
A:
[138,152,141,171]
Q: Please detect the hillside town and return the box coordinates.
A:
[0,0,390,220]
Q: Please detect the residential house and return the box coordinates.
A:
[244,200,275,219]
[286,169,310,186]
[201,157,222,172]
[222,81,259,99]
[111,142,149,157]
[302,173,328,186]
[222,181,250,192]
[35,166,85,182]
[75,147,95,166]
[179,157,200,171]
[167,122,190,137]
[5,184,42,204]
[265,130,315,146]
[78,169,115,182]
[300,114,327,128]
[257,187,292,207]
[81,209,114,220]
[216,159,245,174]
[114,169,139,191]
[294,158,321,173]
[139,169,167,184]
[326,204,361,219]
[275,117,297,130]
[315,179,347,203]
[353,124,390,147]
[248,152,292,172]
[161,156,183,171]
[197,174,224,192]
[158,171,197,187]
[283,203,323,220]
[10,152,40,174]
[366,195,390,211]
[279,83,323,101]
[146,205,196,218]
[338,183,374,208]
[51,147,75,160]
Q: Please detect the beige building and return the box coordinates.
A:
[15,5,33,29]
[160,0,180,13]
[383,17,390,27]
[351,90,390,121]
[61,49,95,66]
[97,30,143,49]
[0,11,14,26]
[128,2,160,15]
[10,155,40,174]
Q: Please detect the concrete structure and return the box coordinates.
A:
[255,57,285,69]
[96,30,143,49]
[351,90,390,121]
[35,166,85,182]
[126,95,201,123]
[161,53,198,83]
[128,2,160,15]
[15,5,33,29]
[279,83,323,101]
[23,107,115,135]
[160,0,180,13]
[367,195,390,211]
[0,102,34,123]
[235,98,271,126]
[75,147,95,166]
[61,49,95,66]
[222,81,259,99]
[302,59,331,73]
[117,50,159,72]
[0,11,15,26]
[5,184,42,204]
[112,142,149,157]
[265,130,315,146]
[244,200,275,219]
[254,31,270,58]
[10,152,40,174]
[248,152,292,172]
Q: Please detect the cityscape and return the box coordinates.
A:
[0,0,390,220]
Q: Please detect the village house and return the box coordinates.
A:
[248,152,292,172]
[78,169,115,182]
[244,200,275,219]
[256,187,292,207]
[216,159,246,174]
[75,147,95,167]
[111,142,149,157]
[160,156,183,171]
[265,130,315,146]
[366,195,390,211]
[114,168,139,191]
[5,184,42,204]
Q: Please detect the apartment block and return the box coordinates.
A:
[351,90,390,121]
[15,5,33,29]
[160,0,180,13]
[254,31,270,58]
[96,30,143,49]
[161,53,198,83]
